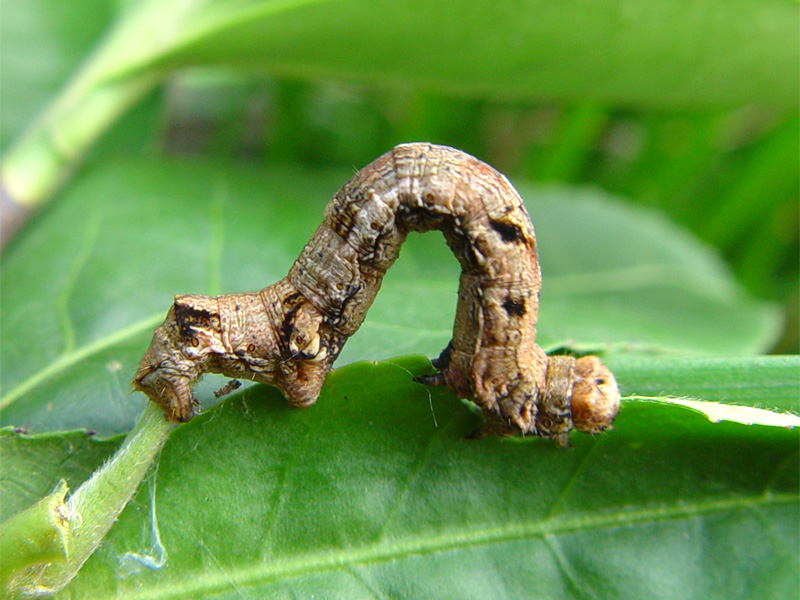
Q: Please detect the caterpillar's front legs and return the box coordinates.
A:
[134,292,278,421]
[134,283,342,421]
[133,311,204,422]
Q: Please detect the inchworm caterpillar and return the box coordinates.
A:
[134,143,619,446]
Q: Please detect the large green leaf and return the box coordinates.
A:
[2,356,797,599]
[73,0,800,109]
[0,158,780,435]
[3,0,797,210]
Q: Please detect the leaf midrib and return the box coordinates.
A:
[110,491,797,599]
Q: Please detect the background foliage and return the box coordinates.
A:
[1,0,798,598]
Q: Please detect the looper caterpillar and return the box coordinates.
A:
[134,143,620,446]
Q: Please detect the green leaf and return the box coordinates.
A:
[3,357,797,599]
[4,0,797,208]
[81,0,800,109]
[607,355,800,414]
[0,159,780,434]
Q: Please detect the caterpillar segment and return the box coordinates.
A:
[134,143,620,444]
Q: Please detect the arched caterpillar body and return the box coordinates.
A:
[134,143,620,446]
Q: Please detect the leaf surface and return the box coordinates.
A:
[2,356,797,599]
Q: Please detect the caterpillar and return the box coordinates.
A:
[134,143,620,446]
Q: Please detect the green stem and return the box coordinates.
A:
[0,481,70,595]
[4,403,175,597]
[0,65,158,209]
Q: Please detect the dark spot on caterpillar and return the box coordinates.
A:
[283,292,302,307]
[279,303,303,356]
[321,334,346,363]
[366,227,391,263]
[173,302,214,339]
[335,284,362,320]
[489,218,523,243]
[397,203,424,228]
[503,297,526,317]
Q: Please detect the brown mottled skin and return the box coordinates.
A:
[134,143,620,446]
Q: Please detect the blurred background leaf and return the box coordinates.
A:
[2,0,796,344]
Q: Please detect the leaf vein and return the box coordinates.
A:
[0,314,163,411]
[114,491,798,599]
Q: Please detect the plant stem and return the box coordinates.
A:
[0,69,158,210]
[0,481,70,595]
[4,403,175,597]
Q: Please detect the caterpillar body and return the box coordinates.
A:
[134,143,619,446]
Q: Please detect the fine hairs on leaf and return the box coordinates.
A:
[133,143,620,446]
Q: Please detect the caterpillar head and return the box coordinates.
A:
[133,317,201,422]
[570,355,620,434]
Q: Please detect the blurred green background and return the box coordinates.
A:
[2,0,797,354]
[154,76,800,355]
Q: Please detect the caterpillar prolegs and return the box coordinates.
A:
[134,143,620,446]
